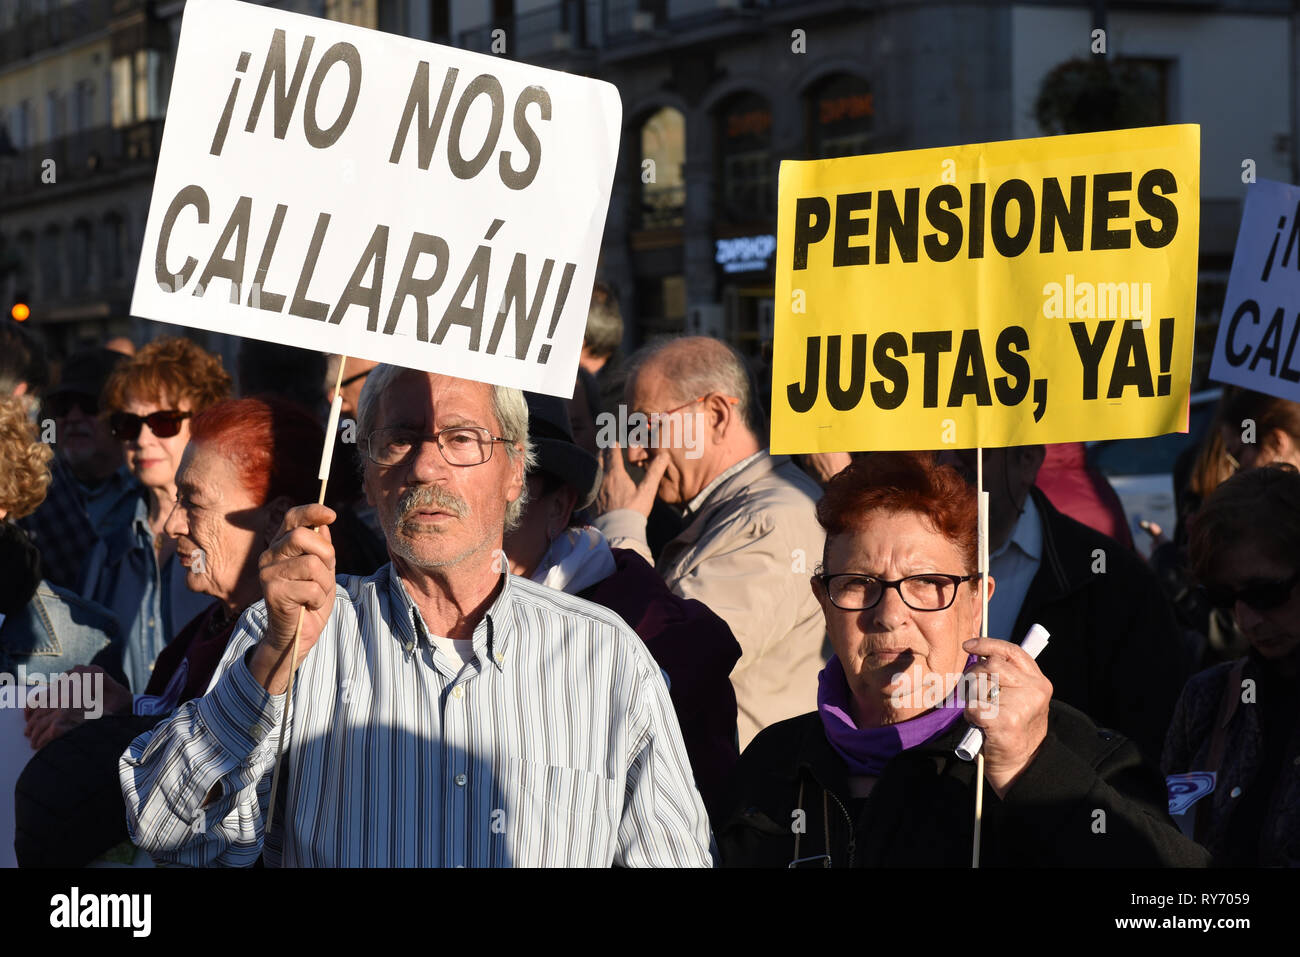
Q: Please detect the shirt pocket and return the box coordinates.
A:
[503,757,621,867]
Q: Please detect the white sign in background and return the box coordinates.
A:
[131,0,621,398]
[1209,178,1300,402]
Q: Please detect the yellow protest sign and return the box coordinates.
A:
[771,125,1200,453]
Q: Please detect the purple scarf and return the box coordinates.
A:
[818,654,974,776]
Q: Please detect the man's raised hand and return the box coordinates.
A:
[250,504,337,695]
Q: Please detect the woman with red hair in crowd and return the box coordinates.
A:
[718,451,1206,867]
[18,397,322,866]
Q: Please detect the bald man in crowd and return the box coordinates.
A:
[594,337,825,748]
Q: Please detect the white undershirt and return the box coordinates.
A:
[429,635,476,669]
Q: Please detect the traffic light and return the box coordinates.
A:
[10,302,30,321]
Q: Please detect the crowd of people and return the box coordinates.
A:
[0,283,1296,867]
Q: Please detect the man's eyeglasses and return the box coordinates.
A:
[1201,571,1299,612]
[632,393,740,443]
[45,392,98,419]
[109,409,192,441]
[818,573,981,612]
[365,426,509,468]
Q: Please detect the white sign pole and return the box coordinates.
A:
[265,355,347,838]
[972,449,988,868]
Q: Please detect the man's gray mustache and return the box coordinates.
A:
[396,485,470,524]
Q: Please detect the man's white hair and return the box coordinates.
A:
[356,364,536,531]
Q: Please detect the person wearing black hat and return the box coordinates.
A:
[504,391,743,822]
[17,348,138,591]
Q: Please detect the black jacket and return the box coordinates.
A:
[1012,487,1192,764]
[718,701,1210,867]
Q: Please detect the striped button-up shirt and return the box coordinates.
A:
[119,565,712,867]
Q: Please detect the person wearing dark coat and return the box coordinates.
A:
[504,392,741,821]
[718,452,1208,867]
[943,447,1192,764]
[1162,465,1300,866]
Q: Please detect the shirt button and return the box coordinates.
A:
[494,652,505,663]
[148,618,156,629]
[452,685,464,699]
[403,641,414,654]
[1230,786,1243,798]
[455,773,467,787]
[250,724,264,737]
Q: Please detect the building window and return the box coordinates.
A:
[1115,58,1170,126]
[430,0,450,42]
[326,0,377,28]
[69,220,93,294]
[1035,57,1169,135]
[111,56,132,127]
[12,99,34,148]
[16,230,37,294]
[72,80,95,133]
[101,213,127,284]
[807,73,873,159]
[638,106,685,229]
[715,92,773,225]
[46,90,65,140]
[112,52,166,128]
[39,226,63,299]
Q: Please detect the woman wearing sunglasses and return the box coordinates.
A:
[81,336,231,694]
[1163,464,1300,866]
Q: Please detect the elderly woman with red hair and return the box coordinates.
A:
[17,397,323,865]
[718,452,1207,867]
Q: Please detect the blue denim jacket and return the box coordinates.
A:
[0,581,122,677]
[81,494,211,693]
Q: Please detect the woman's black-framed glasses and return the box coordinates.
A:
[818,573,981,612]
[109,409,192,441]
[365,426,509,468]
[1200,571,1300,612]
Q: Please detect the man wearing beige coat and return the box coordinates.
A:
[594,337,826,748]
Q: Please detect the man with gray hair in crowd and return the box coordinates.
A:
[121,364,711,867]
[595,336,826,749]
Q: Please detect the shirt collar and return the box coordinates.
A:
[991,490,1043,563]
[75,463,134,500]
[685,449,767,517]
[385,564,514,673]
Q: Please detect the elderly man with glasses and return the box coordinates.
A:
[594,336,826,749]
[121,366,712,867]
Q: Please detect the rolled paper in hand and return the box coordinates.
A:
[955,623,1051,762]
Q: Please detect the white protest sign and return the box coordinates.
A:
[130,0,621,398]
[1209,179,1300,400]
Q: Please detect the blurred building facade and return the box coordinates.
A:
[1,0,1295,391]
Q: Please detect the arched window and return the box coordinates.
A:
[806,73,873,159]
[714,91,773,224]
[637,106,685,229]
